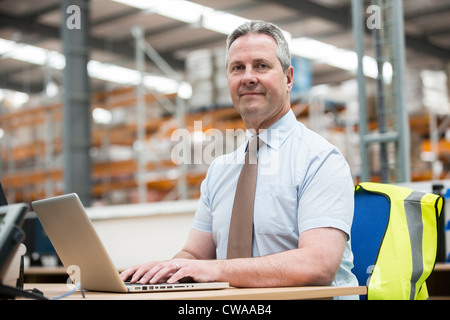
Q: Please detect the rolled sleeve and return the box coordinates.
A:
[297,148,355,238]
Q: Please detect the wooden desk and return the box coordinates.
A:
[23,283,366,300]
[24,267,67,283]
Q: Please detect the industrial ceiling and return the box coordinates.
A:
[0,0,449,96]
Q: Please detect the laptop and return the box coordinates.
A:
[31,193,229,293]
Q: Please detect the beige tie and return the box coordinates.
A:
[227,136,261,259]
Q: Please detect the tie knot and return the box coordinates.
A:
[246,136,261,164]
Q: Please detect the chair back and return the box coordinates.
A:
[352,187,390,294]
[351,182,443,300]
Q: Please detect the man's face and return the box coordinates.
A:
[226,33,293,131]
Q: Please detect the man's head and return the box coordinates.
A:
[225,20,294,132]
[226,20,291,72]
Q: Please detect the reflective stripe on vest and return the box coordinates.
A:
[356,182,443,300]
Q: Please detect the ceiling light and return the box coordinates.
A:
[114,0,379,78]
[45,81,59,97]
[177,82,192,100]
[0,38,187,95]
[92,107,113,125]
[289,37,378,78]
[201,10,248,35]
[10,91,29,107]
[113,0,207,24]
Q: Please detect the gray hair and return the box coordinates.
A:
[226,20,291,72]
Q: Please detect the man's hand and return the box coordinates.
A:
[119,259,219,284]
[119,261,160,283]
[120,229,217,284]
[119,227,347,287]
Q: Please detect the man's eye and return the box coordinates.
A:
[233,65,243,71]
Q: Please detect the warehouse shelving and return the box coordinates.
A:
[0,85,246,204]
[2,82,447,205]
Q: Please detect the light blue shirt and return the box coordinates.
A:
[192,109,358,294]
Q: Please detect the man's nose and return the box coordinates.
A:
[241,67,257,86]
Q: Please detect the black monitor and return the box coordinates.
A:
[0,203,28,283]
[0,203,46,299]
[0,182,7,206]
[0,183,47,299]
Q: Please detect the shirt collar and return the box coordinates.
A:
[245,109,297,151]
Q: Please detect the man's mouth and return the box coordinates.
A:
[240,91,263,97]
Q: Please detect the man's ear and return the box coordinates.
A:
[286,66,294,92]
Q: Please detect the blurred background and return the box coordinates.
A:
[0,0,449,206]
[1,0,449,288]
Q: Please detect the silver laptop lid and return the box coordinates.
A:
[32,194,229,294]
[32,194,128,293]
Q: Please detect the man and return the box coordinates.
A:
[120,21,358,293]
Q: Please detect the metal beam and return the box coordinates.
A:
[351,0,369,182]
[405,3,450,20]
[91,7,141,26]
[0,11,184,70]
[61,0,92,206]
[404,34,450,61]
[393,0,411,182]
[23,2,60,19]
[0,78,44,93]
[270,0,450,61]
[351,0,411,183]
[0,10,183,93]
[269,0,350,27]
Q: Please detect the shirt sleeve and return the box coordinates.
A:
[297,147,355,238]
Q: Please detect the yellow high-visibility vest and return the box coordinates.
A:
[356,182,443,300]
